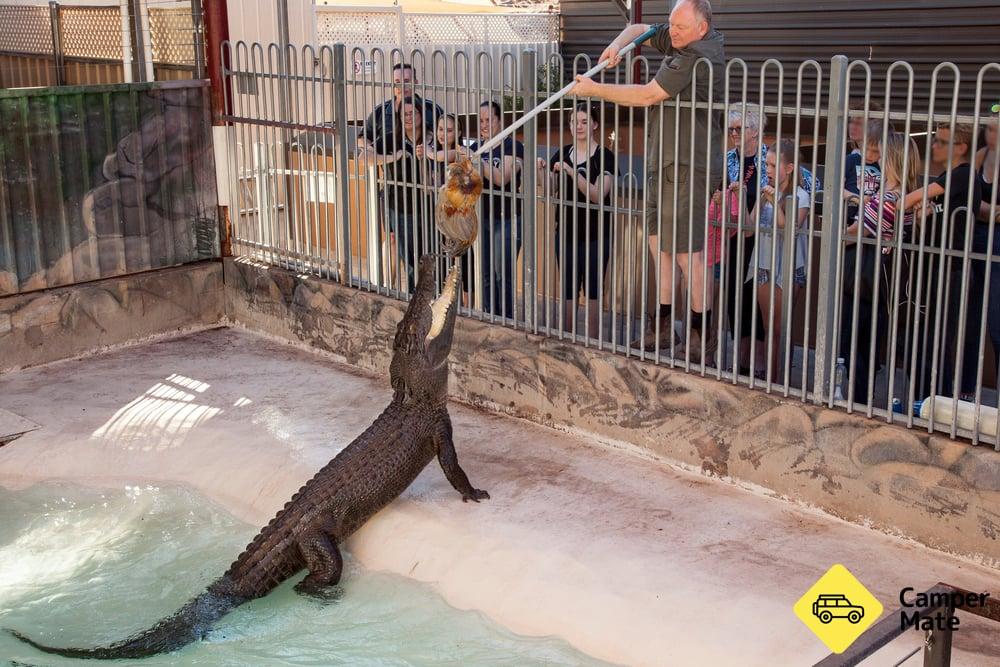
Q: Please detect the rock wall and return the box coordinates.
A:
[224,257,1000,568]
[0,262,223,372]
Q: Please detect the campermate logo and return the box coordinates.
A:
[794,564,884,653]
[898,587,992,632]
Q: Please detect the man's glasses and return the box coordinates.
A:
[728,126,743,135]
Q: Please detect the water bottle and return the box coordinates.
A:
[892,398,904,414]
[833,357,847,401]
[916,396,999,435]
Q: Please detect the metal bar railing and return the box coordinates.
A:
[217,39,1000,449]
[815,55,849,404]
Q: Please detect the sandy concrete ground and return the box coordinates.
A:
[0,328,997,666]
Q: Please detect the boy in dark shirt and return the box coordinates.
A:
[843,120,884,224]
[903,122,983,400]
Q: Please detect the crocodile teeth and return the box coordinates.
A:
[426,262,459,342]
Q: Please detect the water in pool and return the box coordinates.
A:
[0,484,611,666]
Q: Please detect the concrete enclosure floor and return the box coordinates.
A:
[0,328,998,666]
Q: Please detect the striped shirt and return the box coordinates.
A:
[861,191,913,241]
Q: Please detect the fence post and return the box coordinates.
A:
[923,603,954,667]
[48,1,65,86]
[812,55,849,403]
[203,0,231,123]
[276,0,292,124]
[203,0,231,255]
[275,0,294,261]
[190,0,206,80]
[332,43,352,285]
[780,191,797,378]
[519,48,538,328]
[126,0,148,82]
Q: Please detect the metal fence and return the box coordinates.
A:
[0,80,219,296]
[0,0,205,89]
[219,41,1000,449]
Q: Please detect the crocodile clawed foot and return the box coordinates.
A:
[462,488,490,503]
[294,579,343,603]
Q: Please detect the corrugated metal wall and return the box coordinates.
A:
[560,0,1000,112]
[0,81,218,296]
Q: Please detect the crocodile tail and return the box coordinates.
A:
[7,580,246,660]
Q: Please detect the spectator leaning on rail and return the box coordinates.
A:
[357,97,433,292]
[717,104,819,375]
[718,104,767,375]
[572,0,725,362]
[902,122,983,401]
[838,117,885,405]
[422,113,469,190]
[841,130,920,406]
[537,102,618,339]
[356,63,442,291]
[847,99,886,158]
[467,100,526,319]
[746,139,812,381]
[973,110,1000,373]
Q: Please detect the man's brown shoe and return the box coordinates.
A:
[685,325,719,366]
[630,318,681,354]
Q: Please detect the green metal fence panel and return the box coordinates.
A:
[0,79,217,295]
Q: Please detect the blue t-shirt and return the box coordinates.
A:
[470,136,524,220]
[844,151,881,224]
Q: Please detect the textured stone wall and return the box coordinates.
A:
[224,257,1000,567]
[0,262,224,373]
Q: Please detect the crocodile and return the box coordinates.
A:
[9,254,489,660]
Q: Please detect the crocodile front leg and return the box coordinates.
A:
[294,530,343,599]
[434,412,490,503]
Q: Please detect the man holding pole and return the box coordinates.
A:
[572,0,725,360]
